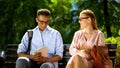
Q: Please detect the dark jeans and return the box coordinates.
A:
[16,57,40,68]
[16,57,55,68]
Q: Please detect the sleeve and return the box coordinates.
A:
[97,32,105,46]
[17,32,29,54]
[97,31,108,56]
[55,31,64,58]
[69,32,79,56]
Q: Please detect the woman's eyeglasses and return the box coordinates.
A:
[78,17,89,21]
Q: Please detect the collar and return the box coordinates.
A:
[35,26,52,31]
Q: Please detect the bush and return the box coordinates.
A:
[105,36,120,67]
[105,37,117,44]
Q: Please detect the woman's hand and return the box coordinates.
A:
[76,49,91,60]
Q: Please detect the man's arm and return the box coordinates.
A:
[36,55,61,64]
[18,52,42,62]
[18,52,32,59]
[17,32,39,61]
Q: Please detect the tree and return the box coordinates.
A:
[0,0,120,50]
[76,0,120,37]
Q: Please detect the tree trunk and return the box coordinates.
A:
[103,0,112,37]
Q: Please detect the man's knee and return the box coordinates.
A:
[16,57,31,68]
[40,62,54,68]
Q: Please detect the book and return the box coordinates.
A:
[36,47,48,57]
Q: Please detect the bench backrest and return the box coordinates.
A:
[5,43,117,68]
[105,43,117,68]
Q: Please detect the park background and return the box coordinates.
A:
[0,0,120,67]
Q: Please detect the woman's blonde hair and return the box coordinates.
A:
[80,9,98,30]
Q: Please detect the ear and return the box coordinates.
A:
[35,18,38,23]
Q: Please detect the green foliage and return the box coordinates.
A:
[0,0,47,49]
[48,0,76,43]
[0,0,120,50]
[105,36,120,67]
[116,37,120,47]
[115,37,120,67]
[105,37,117,44]
[0,0,120,67]
[105,36,120,47]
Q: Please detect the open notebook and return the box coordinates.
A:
[36,47,48,57]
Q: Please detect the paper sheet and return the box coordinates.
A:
[36,47,48,57]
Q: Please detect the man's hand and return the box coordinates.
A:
[36,57,49,64]
[31,51,43,61]
[31,52,61,64]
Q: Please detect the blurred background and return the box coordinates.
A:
[0,0,120,67]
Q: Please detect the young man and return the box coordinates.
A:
[16,9,64,68]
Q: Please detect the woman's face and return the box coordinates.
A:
[79,14,90,29]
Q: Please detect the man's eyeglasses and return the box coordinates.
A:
[38,19,50,24]
[78,17,89,21]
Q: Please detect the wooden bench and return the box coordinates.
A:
[105,43,117,68]
[4,43,117,68]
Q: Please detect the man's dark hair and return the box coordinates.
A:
[37,9,51,17]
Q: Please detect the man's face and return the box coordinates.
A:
[36,15,50,31]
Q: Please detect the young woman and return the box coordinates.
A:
[66,9,113,68]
